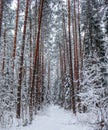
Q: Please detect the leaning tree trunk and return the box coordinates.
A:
[29,0,44,122]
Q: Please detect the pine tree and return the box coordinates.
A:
[16,0,29,119]
[67,0,76,114]
[13,0,20,67]
[29,0,44,122]
[81,0,107,128]
[0,0,3,38]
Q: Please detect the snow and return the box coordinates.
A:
[1,105,93,130]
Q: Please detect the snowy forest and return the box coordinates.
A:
[0,0,108,130]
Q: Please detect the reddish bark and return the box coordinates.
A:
[73,0,81,112]
[16,0,29,119]
[67,0,76,114]
[13,0,20,67]
[0,0,3,37]
[29,0,44,122]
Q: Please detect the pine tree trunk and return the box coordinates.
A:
[67,0,76,114]
[16,0,29,119]
[2,28,6,75]
[59,43,64,106]
[13,0,20,67]
[41,37,45,103]
[78,0,83,78]
[36,43,42,109]
[29,16,33,117]
[29,0,44,122]
[47,60,50,103]
[62,10,69,72]
[73,0,79,86]
[0,0,3,38]
[62,11,67,74]
[73,0,80,112]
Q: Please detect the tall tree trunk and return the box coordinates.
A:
[62,9,69,72]
[41,36,45,103]
[29,15,33,116]
[77,0,83,78]
[73,0,80,112]
[36,42,42,110]
[2,28,6,75]
[67,0,76,114]
[29,15,33,94]
[47,60,50,103]
[16,0,29,119]
[0,0,3,38]
[62,12,67,74]
[29,0,44,122]
[33,0,38,44]
[59,43,65,106]
[73,0,79,86]
[13,0,20,67]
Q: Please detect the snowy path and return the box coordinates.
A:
[7,105,92,130]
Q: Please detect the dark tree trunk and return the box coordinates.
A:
[13,0,20,67]
[67,0,76,114]
[0,0,4,38]
[29,0,44,122]
[16,0,29,119]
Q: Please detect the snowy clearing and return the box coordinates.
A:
[2,105,93,130]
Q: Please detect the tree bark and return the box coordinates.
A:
[29,0,44,122]
[16,0,29,119]
[0,0,3,38]
[13,0,20,67]
[73,0,81,112]
[2,28,6,75]
[67,0,76,114]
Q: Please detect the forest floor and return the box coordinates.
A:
[1,105,94,130]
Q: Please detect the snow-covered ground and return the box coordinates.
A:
[1,105,93,130]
